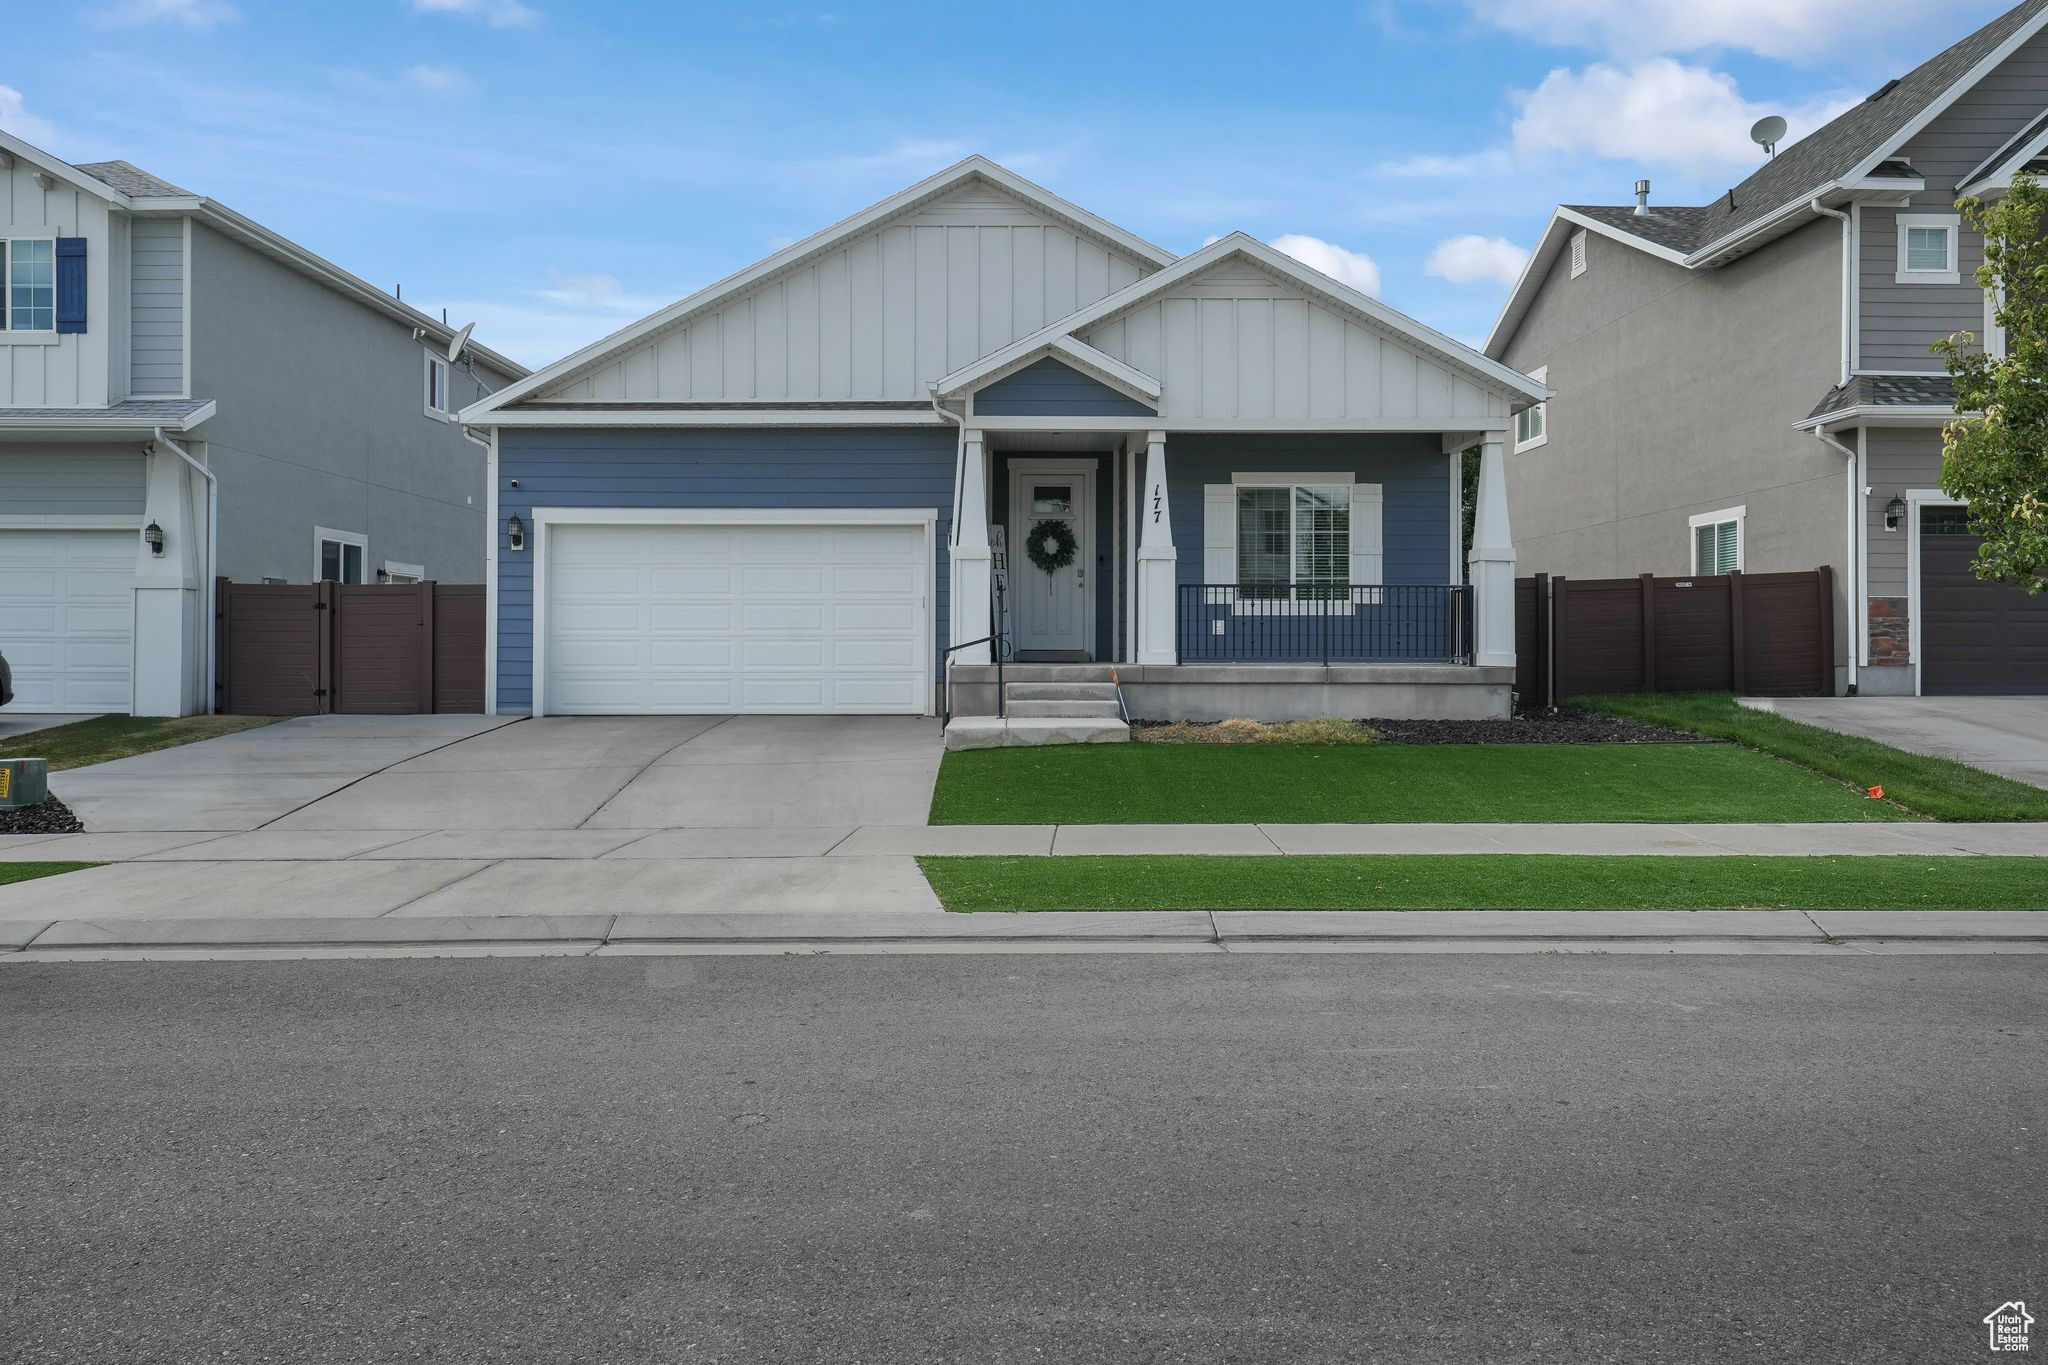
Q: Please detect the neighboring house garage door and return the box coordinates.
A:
[541,518,930,715]
[0,528,134,712]
[1920,507,2048,695]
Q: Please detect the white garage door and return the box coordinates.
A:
[542,519,930,715]
[0,529,135,712]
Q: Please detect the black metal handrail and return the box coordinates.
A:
[940,579,1010,727]
[1176,583,1472,665]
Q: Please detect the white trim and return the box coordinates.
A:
[1850,204,1864,373]
[526,506,939,719]
[423,351,455,422]
[1856,427,1869,669]
[1007,458,1097,656]
[1688,505,1745,574]
[1904,489,1965,698]
[1845,8,2048,189]
[1985,281,2006,359]
[483,425,499,714]
[0,514,144,530]
[313,526,368,583]
[485,407,948,428]
[380,560,425,583]
[942,233,1549,406]
[935,332,1162,404]
[1895,214,1961,285]
[1513,366,1549,452]
[1230,470,1355,487]
[179,217,193,399]
[1797,402,1959,432]
[463,157,1171,422]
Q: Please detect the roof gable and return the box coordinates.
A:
[472,158,1174,417]
[945,234,1544,425]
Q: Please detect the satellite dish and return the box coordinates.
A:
[1750,115,1788,158]
[445,321,475,364]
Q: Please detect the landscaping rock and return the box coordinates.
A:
[1361,708,1706,746]
[0,796,85,836]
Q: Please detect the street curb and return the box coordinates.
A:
[2,908,2043,954]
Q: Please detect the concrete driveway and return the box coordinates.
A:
[1744,696,2048,790]
[0,713,947,919]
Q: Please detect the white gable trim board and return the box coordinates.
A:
[528,507,937,717]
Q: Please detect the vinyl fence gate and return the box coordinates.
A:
[214,579,486,715]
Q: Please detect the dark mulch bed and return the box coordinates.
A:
[1361,708,1709,746]
[0,796,85,835]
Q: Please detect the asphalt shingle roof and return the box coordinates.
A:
[1806,374,1958,422]
[1573,0,2048,258]
[0,397,213,426]
[75,160,192,198]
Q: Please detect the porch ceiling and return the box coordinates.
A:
[983,429,1126,454]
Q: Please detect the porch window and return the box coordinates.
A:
[1236,483,1350,600]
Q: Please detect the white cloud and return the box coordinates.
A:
[1425,235,1532,287]
[1465,0,1931,62]
[1269,234,1381,296]
[1378,148,1516,180]
[0,87,56,145]
[410,0,539,29]
[404,64,471,94]
[1511,59,1857,172]
[91,0,238,27]
[534,272,667,313]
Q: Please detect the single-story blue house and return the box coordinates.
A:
[461,158,1546,735]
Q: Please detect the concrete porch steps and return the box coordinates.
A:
[946,677,1130,748]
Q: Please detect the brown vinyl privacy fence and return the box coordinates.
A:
[1515,567,1835,709]
[215,579,485,715]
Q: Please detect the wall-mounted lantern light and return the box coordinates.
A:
[143,521,165,556]
[506,513,526,551]
[1884,495,1907,532]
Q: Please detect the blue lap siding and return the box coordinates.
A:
[973,357,1156,417]
[1165,433,1458,663]
[493,426,956,714]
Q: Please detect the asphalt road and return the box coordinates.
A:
[3,954,2042,1364]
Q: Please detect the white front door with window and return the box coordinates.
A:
[1008,461,1094,658]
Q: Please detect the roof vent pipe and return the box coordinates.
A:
[1633,180,1651,216]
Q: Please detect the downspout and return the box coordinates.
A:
[930,386,965,548]
[1813,424,1859,694]
[1810,200,1852,386]
[152,428,219,714]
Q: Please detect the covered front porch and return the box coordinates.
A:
[930,233,1542,736]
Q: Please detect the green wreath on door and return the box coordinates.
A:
[1024,518,1078,575]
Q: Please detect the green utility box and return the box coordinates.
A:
[0,758,49,809]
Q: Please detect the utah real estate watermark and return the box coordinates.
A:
[1984,1301,2034,1352]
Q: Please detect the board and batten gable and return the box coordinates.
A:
[129,217,186,396]
[1859,23,2048,371]
[492,426,958,714]
[533,181,1157,405]
[0,158,116,407]
[1080,260,1510,424]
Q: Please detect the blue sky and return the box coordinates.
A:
[0,0,2017,367]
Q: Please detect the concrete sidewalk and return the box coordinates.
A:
[2,908,2042,960]
[4,820,2043,866]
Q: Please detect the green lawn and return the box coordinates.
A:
[0,863,96,888]
[920,854,2048,912]
[1579,693,2048,823]
[2,714,278,771]
[930,742,1904,825]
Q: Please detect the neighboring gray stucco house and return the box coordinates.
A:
[1487,0,2048,697]
[0,131,524,716]
[461,157,1546,733]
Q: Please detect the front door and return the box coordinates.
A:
[1009,460,1094,659]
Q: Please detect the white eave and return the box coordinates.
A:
[1795,402,1961,432]
[463,156,1178,425]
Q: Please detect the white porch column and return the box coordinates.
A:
[1135,430,1177,665]
[1467,435,1516,669]
[132,443,206,716]
[948,427,993,665]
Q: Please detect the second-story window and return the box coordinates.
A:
[1,240,56,332]
[424,352,452,419]
[1896,214,1960,285]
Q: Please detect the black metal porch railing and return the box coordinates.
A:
[1175,584,1472,665]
